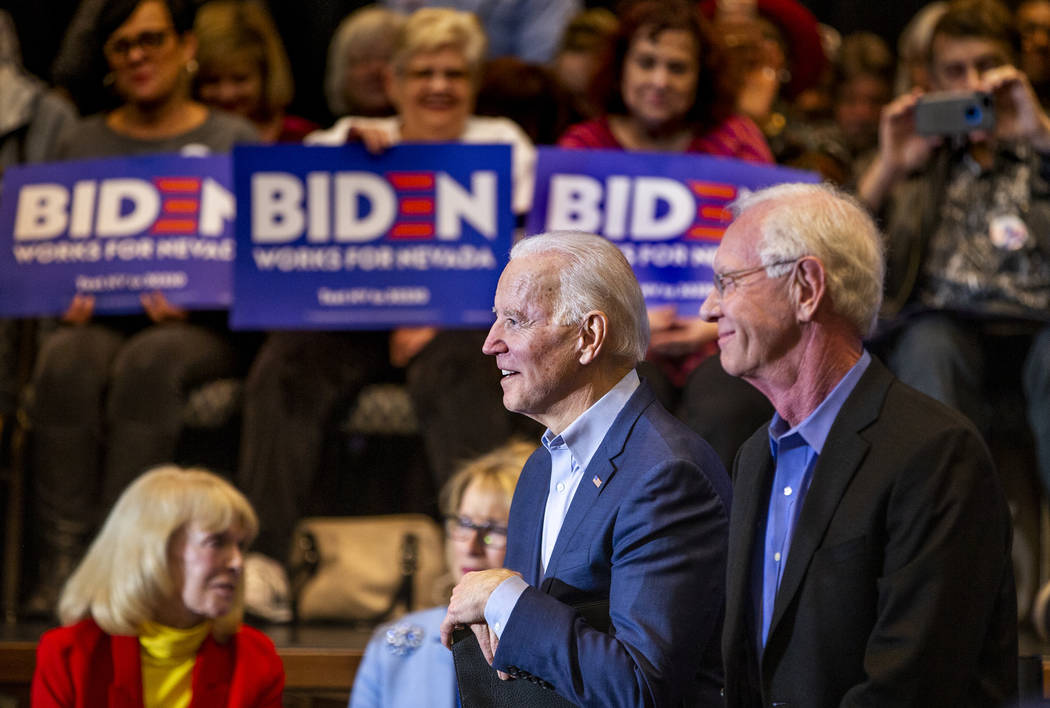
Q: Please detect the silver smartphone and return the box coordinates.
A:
[914,90,996,135]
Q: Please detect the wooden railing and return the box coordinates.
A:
[0,636,365,707]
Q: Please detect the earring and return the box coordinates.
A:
[185,58,199,75]
[103,72,115,88]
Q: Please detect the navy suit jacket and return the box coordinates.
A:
[492,378,731,707]
[722,357,1017,708]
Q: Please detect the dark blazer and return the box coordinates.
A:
[32,617,284,707]
[493,378,732,707]
[722,357,1017,708]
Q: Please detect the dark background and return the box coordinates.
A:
[1,0,940,125]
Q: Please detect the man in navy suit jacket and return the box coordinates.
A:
[439,231,731,706]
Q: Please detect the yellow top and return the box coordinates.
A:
[138,620,211,708]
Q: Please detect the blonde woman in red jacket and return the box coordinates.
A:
[32,466,284,707]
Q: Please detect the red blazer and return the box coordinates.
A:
[32,618,284,707]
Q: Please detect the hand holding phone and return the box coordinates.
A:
[980,65,1050,152]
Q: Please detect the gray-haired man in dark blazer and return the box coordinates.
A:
[702,182,1016,708]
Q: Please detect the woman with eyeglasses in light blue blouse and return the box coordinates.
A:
[348,440,534,708]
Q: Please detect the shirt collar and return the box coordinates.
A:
[542,369,640,472]
[138,620,211,661]
[768,350,871,457]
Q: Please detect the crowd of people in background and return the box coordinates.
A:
[1,0,1049,645]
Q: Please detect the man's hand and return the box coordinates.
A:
[439,568,519,654]
[345,125,395,154]
[472,623,510,679]
[858,90,941,211]
[647,308,718,357]
[877,90,942,175]
[389,326,438,367]
[140,291,188,323]
[984,65,1050,152]
[61,293,95,325]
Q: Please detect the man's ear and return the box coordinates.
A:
[180,33,199,69]
[794,257,827,323]
[578,311,608,365]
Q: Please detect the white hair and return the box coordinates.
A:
[392,7,487,77]
[510,232,649,364]
[731,183,885,338]
[325,6,405,116]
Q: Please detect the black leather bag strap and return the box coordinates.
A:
[289,529,320,624]
[290,531,419,624]
[391,533,419,614]
[366,532,418,623]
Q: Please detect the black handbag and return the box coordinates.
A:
[450,599,610,708]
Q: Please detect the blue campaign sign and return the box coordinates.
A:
[0,154,234,316]
[527,148,820,314]
[231,143,513,329]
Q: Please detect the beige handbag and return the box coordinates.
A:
[289,514,447,623]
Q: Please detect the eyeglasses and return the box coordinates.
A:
[104,29,173,60]
[403,67,470,83]
[1020,21,1050,40]
[712,258,800,297]
[444,515,508,549]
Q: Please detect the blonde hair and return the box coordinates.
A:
[440,439,534,516]
[58,465,258,641]
[392,7,488,79]
[193,0,294,119]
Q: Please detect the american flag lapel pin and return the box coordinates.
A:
[592,475,602,488]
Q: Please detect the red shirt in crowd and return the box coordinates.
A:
[558,114,774,163]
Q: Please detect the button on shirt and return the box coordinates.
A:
[541,435,584,574]
[484,369,641,638]
[755,350,871,648]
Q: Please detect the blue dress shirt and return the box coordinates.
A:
[754,351,871,648]
[485,369,641,638]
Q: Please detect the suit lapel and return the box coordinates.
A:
[543,452,613,579]
[725,428,774,648]
[525,461,549,586]
[506,451,552,586]
[766,359,892,643]
[543,381,654,579]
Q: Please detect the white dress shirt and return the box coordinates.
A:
[484,369,640,638]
